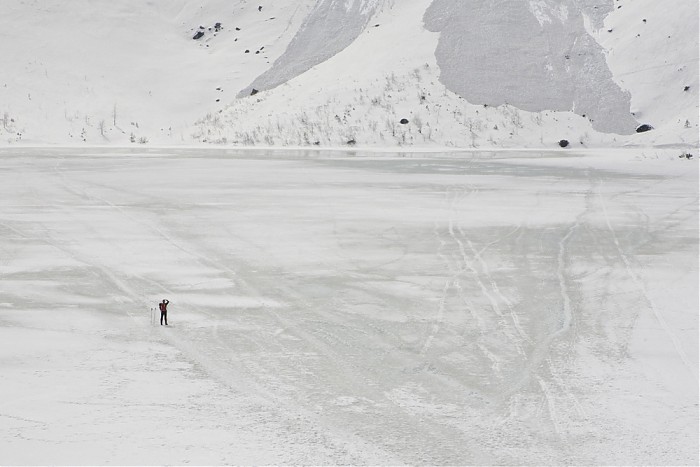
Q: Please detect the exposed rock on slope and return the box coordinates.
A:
[424,0,638,134]
[240,0,385,97]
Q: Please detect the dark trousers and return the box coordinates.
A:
[160,311,167,325]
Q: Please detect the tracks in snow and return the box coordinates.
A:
[596,178,695,375]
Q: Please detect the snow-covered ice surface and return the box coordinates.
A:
[0,148,697,464]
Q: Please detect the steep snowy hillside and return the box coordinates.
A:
[0,0,697,148]
[596,0,699,146]
[0,0,315,145]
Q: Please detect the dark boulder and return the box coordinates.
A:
[558,139,569,148]
[684,85,690,91]
[250,88,259,96]
[400,118,409,124]
[636,124,654,133]
[193,31,204,40]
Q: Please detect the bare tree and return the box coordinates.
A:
[99,119,106,137]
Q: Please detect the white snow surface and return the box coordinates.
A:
[0,147,697,464]
[0,0,697,148]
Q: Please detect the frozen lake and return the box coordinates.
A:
[0,148,697,464]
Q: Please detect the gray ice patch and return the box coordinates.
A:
[424,0,638,134]
[239,0,382,97]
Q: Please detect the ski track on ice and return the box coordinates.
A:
[431,186,504,373]
[596,178,695,375]
[467,227,530,344]
[431,180,583,444]
[500,175,597,443]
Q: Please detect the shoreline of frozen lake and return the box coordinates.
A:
[1,149,697,464]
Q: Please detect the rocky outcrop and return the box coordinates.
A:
[424,0,639,134]
[239,0,385,97]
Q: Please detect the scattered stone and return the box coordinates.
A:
[245,49,250,53]
[559,139,570,148]
[258,5,262,11]
[400,118,409,125]
[642,18,647,23]
[250,88,259,96]
[193,31,205,40]
[635,124,654,133]
[684,85,690,91]
[236,27,241,31]
[215,22,222,31]
[347,139,356,146]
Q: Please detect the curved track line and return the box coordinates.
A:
[597,186,694,374]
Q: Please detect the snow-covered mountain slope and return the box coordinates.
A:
[1,0,697,148]
[596,0,699,146]
[0,0,315,144]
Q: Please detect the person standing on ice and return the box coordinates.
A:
[159,299,169,325]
